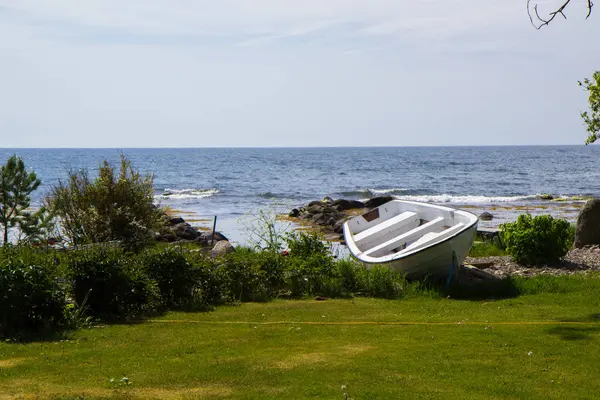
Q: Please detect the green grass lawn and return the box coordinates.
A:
[1,276,599,399]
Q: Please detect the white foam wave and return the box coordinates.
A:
[368,188,409,195]
[158,188,220,199]
[392,194,540,204]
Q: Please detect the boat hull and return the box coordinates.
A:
[356,222,477,280]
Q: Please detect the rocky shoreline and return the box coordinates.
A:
[286,195,396,241]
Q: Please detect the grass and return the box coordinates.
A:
[1,275,599,399]
[468,241,506,257]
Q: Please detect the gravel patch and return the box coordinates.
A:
[463,246,600,278]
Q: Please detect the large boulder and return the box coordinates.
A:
[168,216,185,226]
[201,231,229,243]
[173,223,201,240]
[479,212,494,221]
[574,199,600,248]
[364,196,394,209]
[331,199,365,211]
[211,240,235,257]
[333,216,352,233]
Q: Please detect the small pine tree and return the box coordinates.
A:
[0,155,41,245]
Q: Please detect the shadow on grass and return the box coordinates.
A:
[548,326,600,341]
[444,278,519,300]
[548,313,600,341]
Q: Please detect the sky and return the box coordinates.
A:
[0,0,599,148]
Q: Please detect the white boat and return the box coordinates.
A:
[343,200,478,279]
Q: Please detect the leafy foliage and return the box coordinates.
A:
[501,214,573,265]
[219,248,269,302]
[0,155,41,245]
[0,252,66,339]
[47,155,164,251]
[285,231,330,258]
[142,247,199,308]
[579,71,600,145]
[69,247,161,320]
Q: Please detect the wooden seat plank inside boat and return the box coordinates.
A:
[399,223,465,254]
[363,216,445,258]
[353,211,419,248]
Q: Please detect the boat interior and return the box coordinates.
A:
[346,201,477,259]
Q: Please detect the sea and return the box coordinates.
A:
[2,146,598,246]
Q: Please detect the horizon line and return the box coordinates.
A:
[0,144,596,150]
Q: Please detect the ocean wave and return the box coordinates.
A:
[368,188,410,195]
[157,188,219,199]
[257,191,295,199]
[391,194,540,204]
[338,188,411,197]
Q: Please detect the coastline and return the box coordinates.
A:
[166,197,586,247]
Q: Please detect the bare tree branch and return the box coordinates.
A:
[527,0,594,29]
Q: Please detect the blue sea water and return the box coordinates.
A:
[2,146,598,244]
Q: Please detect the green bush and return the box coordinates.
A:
[47,155,164,252]
[0,254,67,339]
[285,253,337,297]
[220,249,269,302]
[501,214,573,265]
[285,231,330,258]
[141,247,199,308]
[68,247,161,320]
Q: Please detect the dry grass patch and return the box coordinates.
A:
[0,384,233,400]
[0,358,27,369]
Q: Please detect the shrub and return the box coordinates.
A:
[47,155,164,252]
[285,253,337,297]
[285,231,330,258]
[501,214,573,265]
[187,252,226,307]
[141,247,198,308]
[220,248,269,302]
[0,253,67,339]
[68,247,161,320]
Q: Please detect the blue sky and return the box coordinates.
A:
[0,0,599,147]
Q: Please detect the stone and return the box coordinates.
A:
[479,212,494,221]
[201,231,229,243]
[538,194,554,200]
[173,223,200,240]
[331,199,365,211]
[168,217,185,225]
[364,196,394,209]
[288,208,300,218]
[574,199,600,248]
[333,216,352,233]
[211,240,235,257]
[322,196,334,203]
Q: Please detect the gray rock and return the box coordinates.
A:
[201,231,229,243]
[322,196,334,203]
[332,199,365,211]
[333,217,351,233]
[211,240,235,257]
[168,217,185,226]
[173,223,200,240]
[574,199,600,248]
[479,212,494,221]
[289,208,300,218]
[364,196,394,209]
